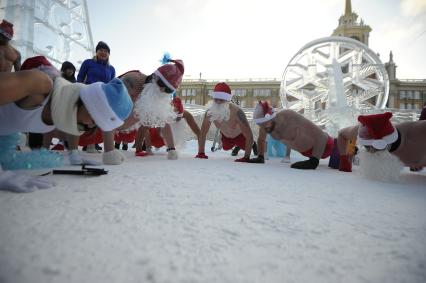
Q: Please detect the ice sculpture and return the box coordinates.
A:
[0,0,94,70]
[281,36,389,136]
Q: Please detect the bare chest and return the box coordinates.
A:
[214,118,241,138]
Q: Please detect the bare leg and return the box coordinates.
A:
[102,131,115,153]
[282,145,291,163]
[135,125,149,152]
[183,110,200,138]
[162,123,175,148]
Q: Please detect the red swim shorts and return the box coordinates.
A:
[114,130,137,143]
[221,133,246,151]
[79,128,103,146]
[301,136,335,159]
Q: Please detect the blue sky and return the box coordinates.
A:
[87,0,426,80]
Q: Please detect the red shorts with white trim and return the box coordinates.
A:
[221,133,246,151]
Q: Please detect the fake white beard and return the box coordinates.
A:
[206,101,230,122]
[359,148,402,182]
[134,83,177,128]
[121,117,142,133]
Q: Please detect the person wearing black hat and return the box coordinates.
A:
[77,41,116,152]
[60,61,76,83]
[77,41,115,84]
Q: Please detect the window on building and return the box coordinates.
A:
[406,103,412,110]
[414,91,420,100]
[400,103,405,109]
[240,100,246,108]
[253,89,272,97]
[231,89,247,97]
[407,91,413,99]
[399,91,406,99]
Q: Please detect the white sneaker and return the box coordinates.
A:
[167,149,178,160]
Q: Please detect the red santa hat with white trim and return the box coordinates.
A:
[0,19,13,40]
[253,100,276,124]
[357,112,398,150]
[211,82,232,101]
[154,59,184,91]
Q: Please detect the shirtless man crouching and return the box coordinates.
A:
[195,82,254,162]
[250,100,335,169]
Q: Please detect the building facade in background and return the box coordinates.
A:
[179,0,426,112]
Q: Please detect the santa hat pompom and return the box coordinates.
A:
[160,52,172,65]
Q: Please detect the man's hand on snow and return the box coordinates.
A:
[195,153,208,159]
[248,155,265,163]
[339,155,352,172]
[235,156,250,163]
[69,150,101,166]
[291,157,319,170]
[103,149,125,165]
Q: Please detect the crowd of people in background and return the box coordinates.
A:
[0,18,425,192]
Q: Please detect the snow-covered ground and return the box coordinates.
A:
[0,140,425,283]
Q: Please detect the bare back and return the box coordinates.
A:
[270,110,329,153]
[0,44,20,72]
[394,121,426,167]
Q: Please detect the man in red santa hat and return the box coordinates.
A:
[0,19,21,72]
[140,96,201,153]
[77,58,185,162]
[337,112,426,178]
[132,58,185,160]
[195,82,254,162]
[249,100,336,169]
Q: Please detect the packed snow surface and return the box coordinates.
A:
[0,141,425,283]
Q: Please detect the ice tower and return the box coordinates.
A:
[0,0,94,69]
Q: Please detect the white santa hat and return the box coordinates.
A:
[52,78,133,135]
[253,101,276,124]
[80,78,133,132]
[210,82,232,101]
[357,112,398,150]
